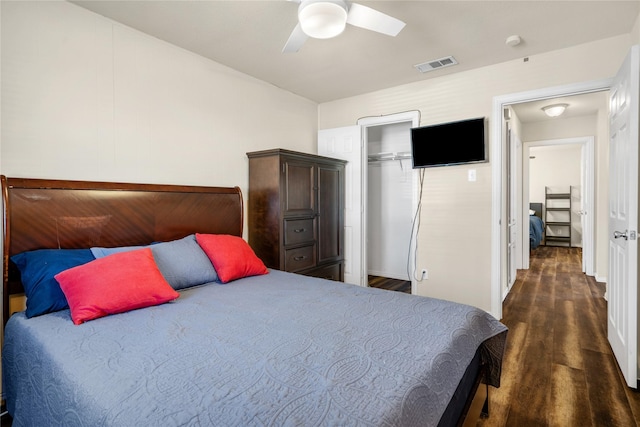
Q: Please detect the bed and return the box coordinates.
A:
[529,202,544,249]
[2,176,507,427]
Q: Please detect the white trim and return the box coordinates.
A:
[358,111,420,127]
[521,134,530,270]
[491,79,612,320]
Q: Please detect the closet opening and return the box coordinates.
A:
[365,122,414,294]
[318,110,420,290]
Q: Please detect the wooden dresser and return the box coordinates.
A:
[247,149,346,281]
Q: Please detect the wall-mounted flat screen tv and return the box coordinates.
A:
[411,117,487,168]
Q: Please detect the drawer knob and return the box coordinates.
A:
[294,255,307,261]
[294,228,306,233]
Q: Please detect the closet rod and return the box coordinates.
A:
[367,151,412,163]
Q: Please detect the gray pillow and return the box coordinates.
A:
[151,234,218,290]
[91,245,148,258]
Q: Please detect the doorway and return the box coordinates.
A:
[318,111,420,292]
[490,78,612,320]
[503,109,596,299]
[522,137,595,271]
[366,122,414,285]
[528,143,583,249]
[359,112,420,294]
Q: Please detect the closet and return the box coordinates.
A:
[366,123,413,282]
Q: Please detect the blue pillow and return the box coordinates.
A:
[11,249,95,318]
[151,235,218,290]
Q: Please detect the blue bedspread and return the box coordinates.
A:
[530,215,544,249]
[3,270,507,426]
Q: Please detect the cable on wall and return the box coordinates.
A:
[407,167,425,282]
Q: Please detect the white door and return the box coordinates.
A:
[608,45,639,389]
[318,126,364,286]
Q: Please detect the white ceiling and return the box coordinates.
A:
[71,0,639,104]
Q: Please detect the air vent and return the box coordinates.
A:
[414,56,458,73]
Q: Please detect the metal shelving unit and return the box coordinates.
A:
[545,186,572,247]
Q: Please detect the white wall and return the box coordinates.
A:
[366,122,413,280]
[319,35,632,312]
[529,145,582,247]
[0,1,318,236]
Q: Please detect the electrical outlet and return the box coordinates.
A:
[421,269,428,280]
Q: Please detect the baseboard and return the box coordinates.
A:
[502,285,511,302]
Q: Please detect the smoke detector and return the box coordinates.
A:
[414,56,458,73]
[506,35,522,47]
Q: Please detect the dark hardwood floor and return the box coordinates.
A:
[368,275,411,293]
[478,245,640,426]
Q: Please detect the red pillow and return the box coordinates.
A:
[195,234,268,283]
[55,248,179,325]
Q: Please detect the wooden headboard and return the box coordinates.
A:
[2,176,243,326]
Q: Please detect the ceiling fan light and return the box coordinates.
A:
[542,103,568,117]
[299,1,347,39]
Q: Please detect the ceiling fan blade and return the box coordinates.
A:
[346,3,405,37]
[282,23,308,53]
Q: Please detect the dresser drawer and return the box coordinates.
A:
[284,245,316,272]
[284,218,315,246]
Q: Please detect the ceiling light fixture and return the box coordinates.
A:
[299,0,348,39]
[542,103,568,118]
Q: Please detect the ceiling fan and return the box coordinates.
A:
[282,0,406,53]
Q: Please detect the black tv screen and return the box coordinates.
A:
[411,117,486,168]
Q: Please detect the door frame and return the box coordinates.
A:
[521,137,595,272]
[507,122,518,290]
[491,78,612,319]
[358,111,420,293]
